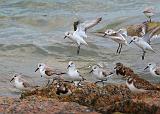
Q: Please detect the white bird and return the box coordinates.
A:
[35,63,66,86]
[129,36,155,60]
[64,17,102,55]
[65,61,85,86]
[104,28,128,54]
[144,63,160,77]
[143,7,155,22]
[10,73,36,91]
[90,64,114,85]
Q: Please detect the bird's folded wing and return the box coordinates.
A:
[155,67,160,75]
[133,77,155,90]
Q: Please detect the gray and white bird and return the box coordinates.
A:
[10,73,36,91]
[103,28,128,54]
[35,63,66,86]
[129,36,155,60]
[90,64,114,85]
[143,7,155,22]
[64,17,102,55]
[64,61,85,86]
[144,63,160,77]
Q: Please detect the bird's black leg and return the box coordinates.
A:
[116,44,120,53]
[77,45,81,55]
[142,51,146,60]
[149,17,151,22]
[118,44,123,54]
[46,80,50,87]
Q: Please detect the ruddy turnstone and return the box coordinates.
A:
[126,74,160,93]
[144,63,160,77]
[129,36,155,60]
[56,82,72,96]
[64,17,102,55]
[103,28,128,54]
[90,64,114,85]
[143,7,155,22]
[35,63,66,86]
[10,73,36,91]
[114,62,134,78]
[64,61,85,86]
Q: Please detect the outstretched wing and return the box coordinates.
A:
[143,26,160,43]
[81,17,102,31]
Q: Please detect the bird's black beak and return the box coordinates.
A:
[144,66,149,70]
[129,40,133,44]
[114,66,117,69]
[10,78,14,82]
[67,65,70,69]
[35,68,39,72]
[64,36,67,39]
[89,69,93,73]
[103,33,107,37]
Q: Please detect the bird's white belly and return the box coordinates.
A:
[126,81,146,93]
[68,72,81,81]
[15,82,24,90]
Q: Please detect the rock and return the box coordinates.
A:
[0,96,99,114]
[20,81,160,114]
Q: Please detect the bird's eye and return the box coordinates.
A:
[149,64,151,65]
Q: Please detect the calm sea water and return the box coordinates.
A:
[0,0,160,96]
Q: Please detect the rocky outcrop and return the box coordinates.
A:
[20,82,160,114]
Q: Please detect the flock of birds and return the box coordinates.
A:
[10,7,160,95]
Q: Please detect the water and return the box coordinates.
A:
[0,0,160,96]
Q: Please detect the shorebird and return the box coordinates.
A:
[126,74,160,93]
[64,17,102,55]
[65,61,85,86]
[10,73,36,91]
[56,82,72,96]
[143,7,155,22]
[90,64,114,85]
[144,63,160,77]
[129,36,155,60]
[114,62,134,78]
[35,63,66,86]
[103,28,128,54]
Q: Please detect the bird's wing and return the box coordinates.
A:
[155,67,160,75]
[133,77,155,90]
[45,67,56,76]
[143,26,160,43]
[19,78,30,88]
[80,17,102,31]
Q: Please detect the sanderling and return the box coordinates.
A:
[103,28,128,54]
[10,73,36,91]
[114,62,134,78]
[35,63,66,86]
[129,36,155,60]
[89,64,114,85]
[144,63,160,77]
[65,61,86,86]
[126,74,160,93]
[143,7,155,22]
[64,17,102,55]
